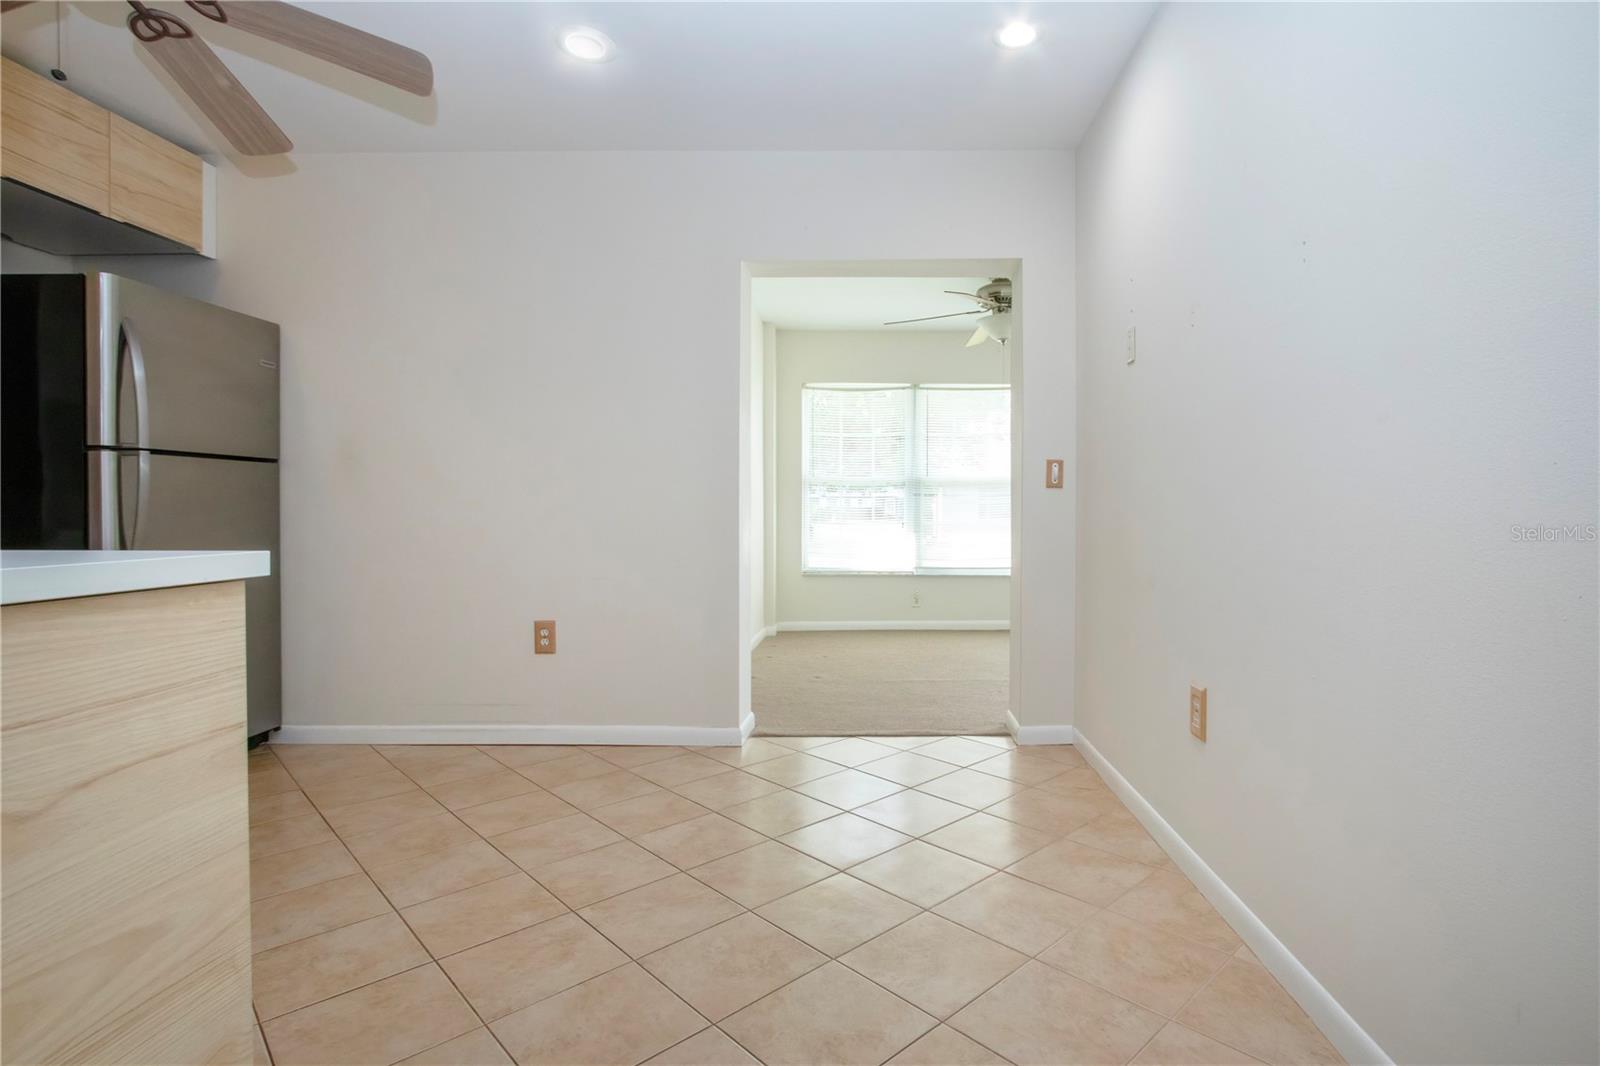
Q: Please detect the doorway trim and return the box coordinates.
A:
[740,257,1026,741]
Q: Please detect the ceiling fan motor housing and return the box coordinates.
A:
[978,279,1013,311]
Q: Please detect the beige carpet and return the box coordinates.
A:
[752,630,1009,736]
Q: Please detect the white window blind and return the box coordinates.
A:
[802,386,915,572]
[802,384,1011,574]
[915,386,1012,570]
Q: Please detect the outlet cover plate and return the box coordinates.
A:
[1189,685,1206,741]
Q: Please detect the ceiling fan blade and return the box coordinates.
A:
[943,290,999,308]
[882,310,985,326]
[138,26,292,154]
[197,1,433,96]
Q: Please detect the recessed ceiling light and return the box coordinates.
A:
[996,21,1038,49]
[561,27,614,62]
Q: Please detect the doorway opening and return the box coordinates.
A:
[741,261,1021,739]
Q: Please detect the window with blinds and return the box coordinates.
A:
[802,384,1011,574]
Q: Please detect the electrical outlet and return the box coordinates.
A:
[535,620,557,655]
[1189,685,1207,741]
[911,591,921,609]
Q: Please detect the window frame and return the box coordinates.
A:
[800,382,1012,578]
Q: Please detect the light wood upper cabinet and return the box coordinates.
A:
[0,56,110,214]
[109,114,204,249]
[1,57,211,254]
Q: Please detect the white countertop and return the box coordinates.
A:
[0,551,272,605]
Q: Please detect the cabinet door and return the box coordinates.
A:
[0,57,110,213]
[0,583,252,1065]
[108,114,203,250]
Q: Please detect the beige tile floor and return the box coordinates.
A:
[247,736,1343,1066]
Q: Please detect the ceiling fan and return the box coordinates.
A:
[0,0,433,156]
[884,278,1014,347]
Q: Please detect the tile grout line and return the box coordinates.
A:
[250,1000,273,1066]
[761,752,1261,1059]
[758,880,926,961]
[810,749,1297,1059]
[1027,905,1225,1019]
[263,887,843,1066]
[265,745,551,1062]
[676,750,1054,1051]
[651,1023,758,1065]
[258,959,467,1059]
[360,759,949,1059]
[249,873,397,955]
[1122,1024,1166,1065]
[409,870,762,1005]
[278,749,1152,898]
[575,879,751,961]
[416,935,519,1065]
[912,760,1277,1058]
[262,742,1011,1056]
[418,771,822,1029]
[878,1012,1016,1066]
[254,739,1291,1066]
[1149,958,1271,1063]
[347,748,528,1065]
[636,909,836,1028]
[824,903,1039,1054]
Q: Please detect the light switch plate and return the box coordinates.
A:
[1045,459,1065,489]
[1189,685,1207,741]
[535,620,557,655]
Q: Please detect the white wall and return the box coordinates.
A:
[773,329,1010,626]
[1075,5,1598,1064]
[747,312,767,646]
[94,150,1074,738]
[762,321,777,634]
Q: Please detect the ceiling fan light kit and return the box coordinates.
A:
[967,311,1012,347]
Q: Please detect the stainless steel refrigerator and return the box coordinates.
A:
[2,272,282,739]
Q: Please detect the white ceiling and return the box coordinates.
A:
[753,277,998,331]
[0,2,1155,158]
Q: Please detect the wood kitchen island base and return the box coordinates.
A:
[2,580,254,1065]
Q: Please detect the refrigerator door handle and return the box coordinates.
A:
[117,322,153,547]
[120,321,151,450]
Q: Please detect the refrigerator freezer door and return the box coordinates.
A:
[116,451,281,736]
[89,273,280,460]
[1,275,90,548]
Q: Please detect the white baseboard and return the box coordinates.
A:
[776,620,1010,632]
[274,722,747,747]
[1074,732,1390,1066]
[739,710,757,740]
[749,625,777,652]
[1006,709,1077,746]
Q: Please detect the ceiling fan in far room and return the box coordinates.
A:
[884,277,1013,347]
[0,0,434,156]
